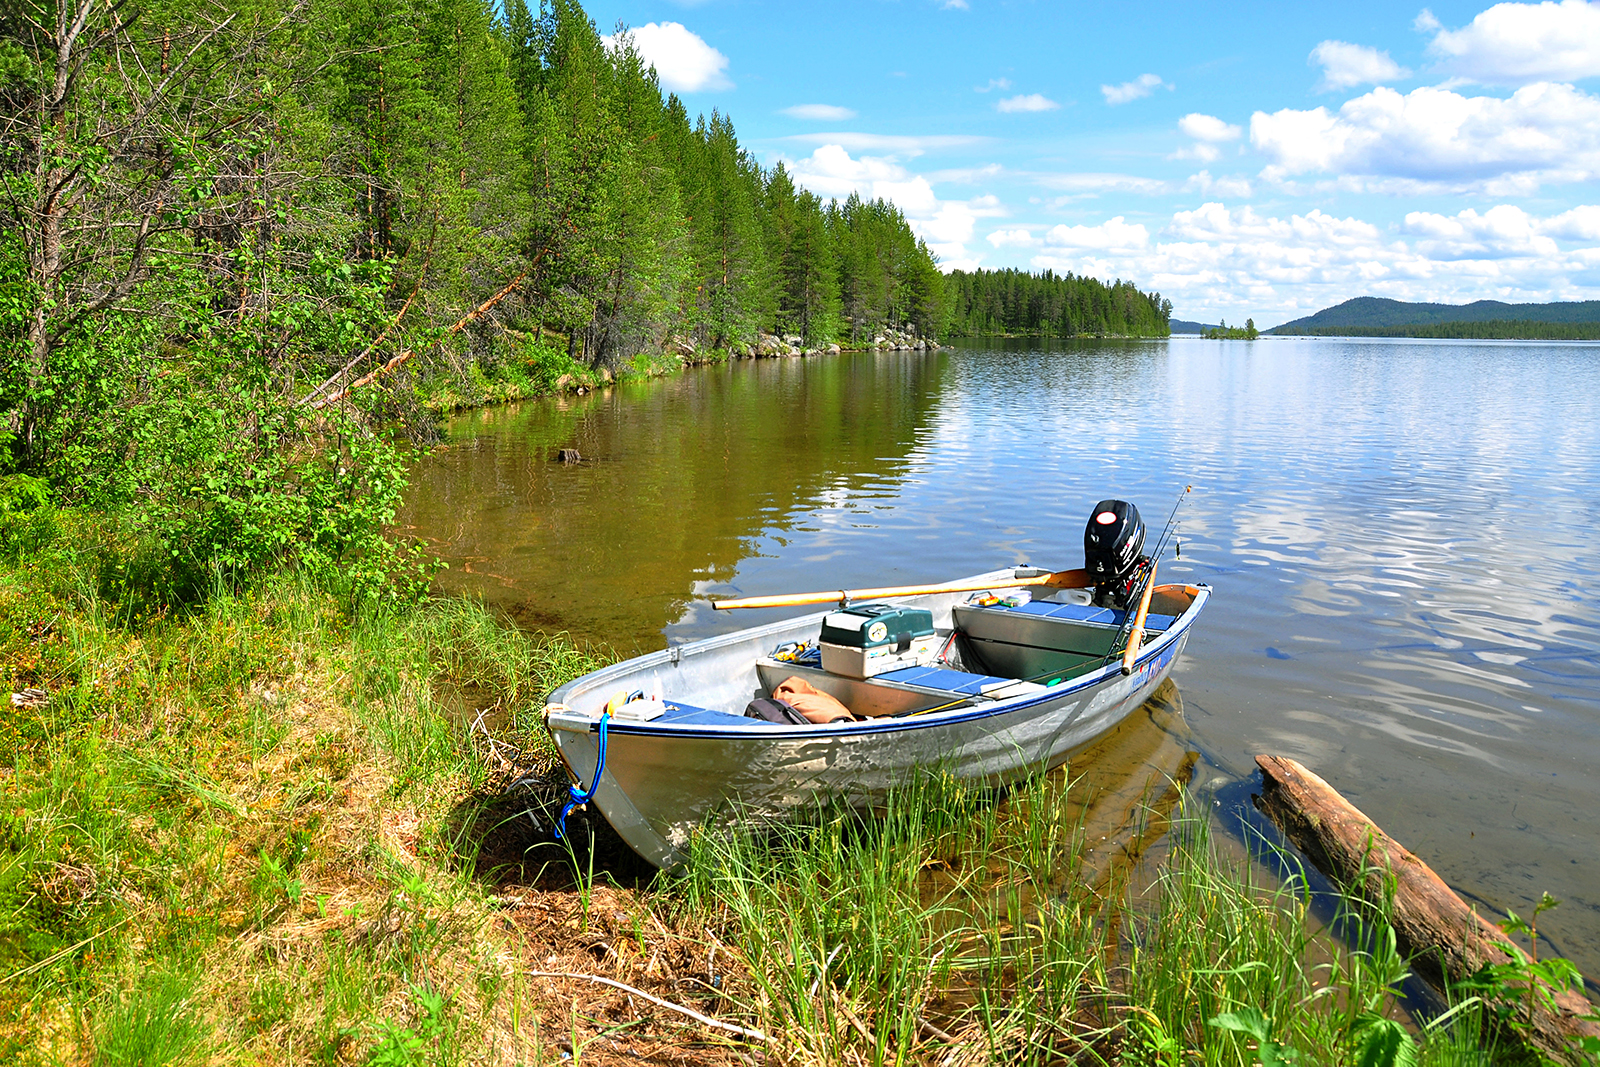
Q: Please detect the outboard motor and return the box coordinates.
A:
[1084,499,1149,610]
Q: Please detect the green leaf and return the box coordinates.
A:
[1355,1018,1418,1067]
[1210,1008,1272,1044]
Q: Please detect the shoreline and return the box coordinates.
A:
[3,563,1588,1064]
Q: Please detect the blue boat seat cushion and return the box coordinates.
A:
[980,599,1176,631]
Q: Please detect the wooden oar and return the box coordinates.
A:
[1120,560,1157,676]
[710,568,1091,611]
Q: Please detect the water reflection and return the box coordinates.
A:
[395,352,948,651]
[401,337,1600,976]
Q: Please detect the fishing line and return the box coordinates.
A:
[1100,484,1192,670]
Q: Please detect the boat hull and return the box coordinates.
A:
[546,571,1209,869]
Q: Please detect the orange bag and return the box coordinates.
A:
[772,676,855,724]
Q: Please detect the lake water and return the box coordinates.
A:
[396,337,1600,975]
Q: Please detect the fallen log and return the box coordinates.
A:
[1253,755,1599,1064]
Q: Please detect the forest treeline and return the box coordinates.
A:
[1,0,948,598]
[944,268,1172,338]
[1277,321,1600,340]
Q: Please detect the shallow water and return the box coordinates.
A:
[396,337,1600,975]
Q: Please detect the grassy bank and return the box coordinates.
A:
[0,525,1588,1066]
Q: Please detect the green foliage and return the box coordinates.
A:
[93,966,212,1067]
[1273,295,1600,332]
[1279,319,1600,339]
[1455,892,1591,1050]
[945,267,1171,338]
[1203,318,1261,339]
[368,986,452,1066]
[1209,1008,1301,1066]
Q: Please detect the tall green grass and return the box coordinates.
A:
[0,553,605,1066]
[676,769,1526,1067]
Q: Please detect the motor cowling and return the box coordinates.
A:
[1084,499,1148,609]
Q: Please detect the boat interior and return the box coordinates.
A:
[752,585,1197,718]
[600,584,1203,727]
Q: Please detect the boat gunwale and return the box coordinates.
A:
[546,580,1211,740]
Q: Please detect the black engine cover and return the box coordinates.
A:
[1084,499,1146,593]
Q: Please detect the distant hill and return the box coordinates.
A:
[1272,297,1600,334]
[1169,319,1218,334]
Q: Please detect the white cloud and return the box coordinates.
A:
[997,93,1061,113]
[782,104,856,121]
[1250,82,1600,190]
[1543,204,1600,239]
[1023,201,1600,325]
[603,22,731,93]
[974,78,1012,93]
[987,229,1040,248]
[942,0,970,9]
[1310,40,1411,91]
[783,132,989,157]
[1044,217,1150,251]
[1178,113,1243,143]
[1172,113,1242,162]
[1401,205,1558,259]
[1101,73,1171,105]
[1423,0,1600,86]
[785,145,1006,266]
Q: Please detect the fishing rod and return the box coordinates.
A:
[1101,484,1192,673]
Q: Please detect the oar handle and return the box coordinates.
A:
[1120,560,1157,676]
[711,569,1090,611]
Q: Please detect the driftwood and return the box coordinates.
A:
[1254,755,1599,1062]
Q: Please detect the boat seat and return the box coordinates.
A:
[755,658,1017,718]
[952,598,1175,680]
[972,600,1177,631]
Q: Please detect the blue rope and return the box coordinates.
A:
[555,711,610,839]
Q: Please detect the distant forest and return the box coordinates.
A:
[943,269,1172,338]
[1272,296,1600,333]
[1282,321,1600,340]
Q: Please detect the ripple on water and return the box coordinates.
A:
[396,337,1600,975]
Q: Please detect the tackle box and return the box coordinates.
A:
[819,603,940,679]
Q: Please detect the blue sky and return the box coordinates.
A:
[589,1,1600,326]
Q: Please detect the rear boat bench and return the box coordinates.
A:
[953,599,1177,681]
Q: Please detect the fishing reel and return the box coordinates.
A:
[1084,499,1150,610]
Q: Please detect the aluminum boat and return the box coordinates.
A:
[544,566,1210,869]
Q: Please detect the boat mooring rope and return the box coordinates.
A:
[555,710,611,839]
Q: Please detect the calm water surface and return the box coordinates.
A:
[396,338,1600,972]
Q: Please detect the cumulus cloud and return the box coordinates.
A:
[997,93,1061,113]
[1179,113,1243,143]
[1401,205,1558,259]
[1171,113,1243,162]
[1422,0,1600,86]
[974,78,1012,93]
[1250,82,1600,190]
[1025,200,1600,324]
[785,145,1006,267]
[1044,217,1150,251]
[1544,204,1600,239]
[1101,73,1171,105]
[1310,40,1411,91]
[782,104,856,121]
[604,22,731,93]
[987,228,1040,248]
